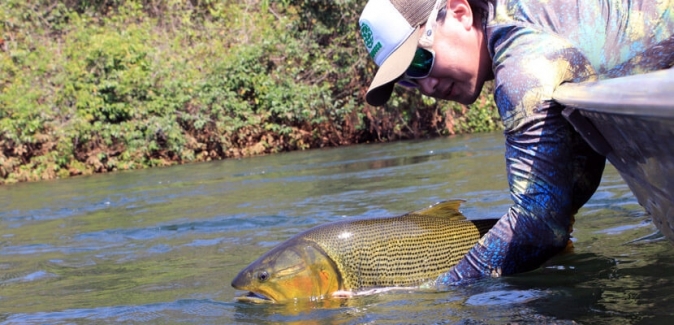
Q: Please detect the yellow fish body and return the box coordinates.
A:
[231,200,497,303]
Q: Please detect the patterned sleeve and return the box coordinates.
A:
[437,26,607,284]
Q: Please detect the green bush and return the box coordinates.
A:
[0,0,500,184]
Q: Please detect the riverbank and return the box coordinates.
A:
[0,0,501,184]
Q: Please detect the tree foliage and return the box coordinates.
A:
[0,0,500,184]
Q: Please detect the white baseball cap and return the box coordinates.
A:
[359,0,444,106]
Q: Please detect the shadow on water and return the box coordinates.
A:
[1,132,674,324]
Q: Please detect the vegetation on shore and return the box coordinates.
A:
[0,0,501,184]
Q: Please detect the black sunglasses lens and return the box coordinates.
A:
[405,48,434,78]
[398,78,418,88]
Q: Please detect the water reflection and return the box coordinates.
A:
[0,132,673,324]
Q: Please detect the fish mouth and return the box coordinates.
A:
[235,291,275,304]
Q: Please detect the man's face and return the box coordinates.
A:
[414,5,492,105]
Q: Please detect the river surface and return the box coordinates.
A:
[1,132,673,324]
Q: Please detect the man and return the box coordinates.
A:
[358,0,674,285]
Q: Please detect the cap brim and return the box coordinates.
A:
[365,27,421,106]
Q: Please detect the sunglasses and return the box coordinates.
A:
[397,0,442,88]
[398,47,436,88]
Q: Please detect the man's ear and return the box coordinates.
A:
[446,0,474,30]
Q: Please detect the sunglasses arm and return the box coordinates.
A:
[419,0,442,48]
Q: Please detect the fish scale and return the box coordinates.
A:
[301,212,496,289]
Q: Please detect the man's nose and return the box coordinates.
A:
[416,77,437,96]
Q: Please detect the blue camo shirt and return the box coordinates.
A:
[438,0,674,284]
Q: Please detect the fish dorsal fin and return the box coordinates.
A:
[412,199,466,220]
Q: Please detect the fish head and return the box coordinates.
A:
[232,239,342,303]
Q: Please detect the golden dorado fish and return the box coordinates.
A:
[231,200,498,303]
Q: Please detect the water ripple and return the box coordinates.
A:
[0,299,233,325]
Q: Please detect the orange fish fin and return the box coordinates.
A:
[412,199,466,220]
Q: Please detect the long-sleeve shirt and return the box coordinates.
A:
[438,0,674,284]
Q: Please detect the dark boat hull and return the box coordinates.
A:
[554,69,674,241]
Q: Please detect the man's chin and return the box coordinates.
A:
[456,91,481,105]
[460,83,487,105]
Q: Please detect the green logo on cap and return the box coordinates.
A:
[360,22,382,60]
[360,22,374,48]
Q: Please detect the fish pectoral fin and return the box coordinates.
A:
[332,286,422,300]
[413,199,466,220]
[331,290,355,299]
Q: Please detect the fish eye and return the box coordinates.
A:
[257,271,269,282]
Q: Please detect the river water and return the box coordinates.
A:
[1,132,672,324]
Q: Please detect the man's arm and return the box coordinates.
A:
[437,28,606,285]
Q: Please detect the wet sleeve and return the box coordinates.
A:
[437,27,606,285]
